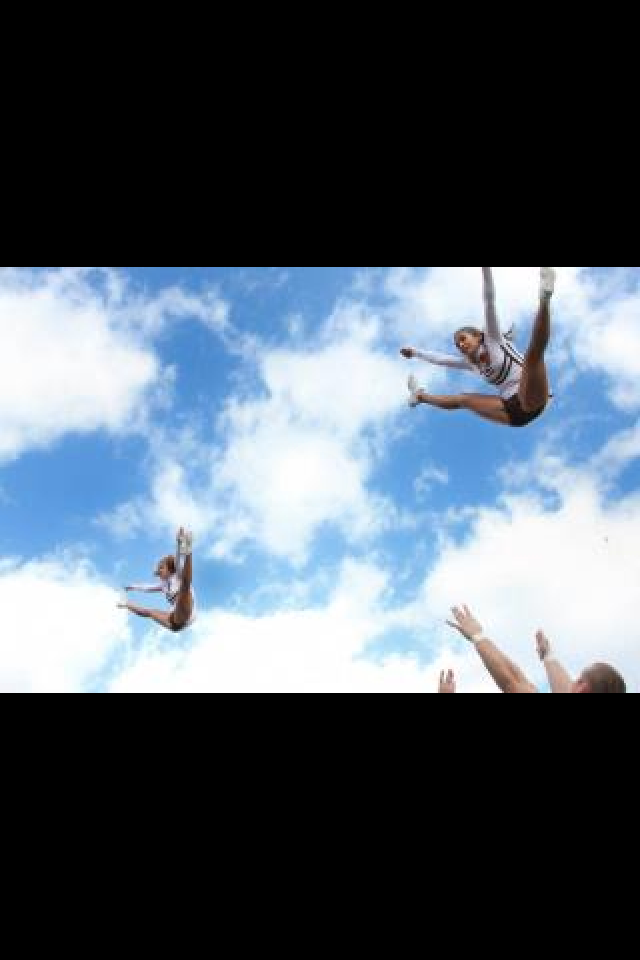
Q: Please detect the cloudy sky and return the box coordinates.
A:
[1,266,638,693]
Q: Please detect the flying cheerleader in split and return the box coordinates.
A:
[402,267,556,428]
[119,527,196,633]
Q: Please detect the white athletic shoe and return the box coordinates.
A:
[540,267,556,297]
[408,375,423,409]
[177,528,194,557]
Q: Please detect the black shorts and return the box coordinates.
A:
[169,612,187,633]
[502,394,546,428]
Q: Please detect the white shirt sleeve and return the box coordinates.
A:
[482,267,502,343]
[130,583,164,594]
[412,349,475,371]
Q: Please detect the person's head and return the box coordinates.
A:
[455,326,485,360]
[455,324,516,360]
[571,663,627,694]
[155,556,177,581]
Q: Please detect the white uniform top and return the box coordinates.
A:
[413,270,526,400]
[413,339,525,400]
[132,576,197,624]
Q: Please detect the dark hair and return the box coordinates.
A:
[156,555,177,577]
[455,326,483,343]
[582,664,627,694]
[455,324,516,346]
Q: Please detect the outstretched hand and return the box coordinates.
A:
[439,669,457,694]
[447,605,483,642]
[536,631,552,662]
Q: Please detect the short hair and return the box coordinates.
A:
[582,663,627,694]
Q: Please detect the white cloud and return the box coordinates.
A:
[0,555,129,693]
[209,307,407,560]
[0,269,158,460]
[414,465,449,499]
[573,288,640,409]
[0,267,229,462]
[118,284,230,335]
[94,501,147,541]
[592,421,640,480]
[99,301,411,564]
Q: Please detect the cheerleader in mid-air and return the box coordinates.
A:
[402,267,556,428]
[119,527,196,632]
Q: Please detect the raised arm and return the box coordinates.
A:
[447,605,539,694]
[126,583,164,594]
[537,632,573,694]
[481,267,502,342]
[401,347,473,370]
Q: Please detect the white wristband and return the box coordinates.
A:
[471,631,487,645]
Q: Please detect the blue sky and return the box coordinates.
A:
[1,267,639,692]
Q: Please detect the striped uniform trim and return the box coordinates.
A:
[481,341,525,387]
